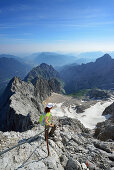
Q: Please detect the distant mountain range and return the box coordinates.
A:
[0,57,30,95]
[23,51,114,67]
[60,54,114,93]
[1,52,114,95]
[23,52,78,67]
[1,51,114,68]
[0,54,23,63]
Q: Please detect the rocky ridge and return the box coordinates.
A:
[24,63,64,96]
[33,76,64,101]
[24,63,60,82]
[0,117,114,170]
[0,77,43,132]
[0,74,64,132]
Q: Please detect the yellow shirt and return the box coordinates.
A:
[45,112,51,125]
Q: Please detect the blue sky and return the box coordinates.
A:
[0,0,114,55]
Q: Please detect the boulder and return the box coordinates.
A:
[94,119,114,141]
[65,158,82,170]
[94,102,114,141]
[102,102,114,116]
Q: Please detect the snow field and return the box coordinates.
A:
[51,100,113,129]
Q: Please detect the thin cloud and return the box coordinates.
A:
[0,34,8,36]
[59,21,114,28]
[3,4,33,12]
[19,8,110,22]
[0,37,31,41]
[0,24,16,29]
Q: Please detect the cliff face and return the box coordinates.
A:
[0,77,43,132]
[32,76,64,101]
[24,63,60,82]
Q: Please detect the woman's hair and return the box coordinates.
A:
[45,107,51,113]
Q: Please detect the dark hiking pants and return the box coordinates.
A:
[45,125,56,141]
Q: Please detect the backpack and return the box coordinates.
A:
[39,112,46,126]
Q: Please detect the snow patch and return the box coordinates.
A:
[51,100,113,129]
[76,101,113,129]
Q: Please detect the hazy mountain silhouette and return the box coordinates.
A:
[24,52,77,67]
[0,57,30,95]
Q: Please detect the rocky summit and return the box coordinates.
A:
[24,63,60,82]
[0,116,114,170]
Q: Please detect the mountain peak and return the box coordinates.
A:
[24,63,59,82]
[96,53,112,63]
[39,63,52,68]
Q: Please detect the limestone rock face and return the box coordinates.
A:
[32,76,64,101]
[94,102,114,141]
[0,77,43,132]
[48,78,65,94]
[24,63,60,82]
[32,76,52,101]
[94,119,114,141]
[24,63,64,97]
[102,102,114,116]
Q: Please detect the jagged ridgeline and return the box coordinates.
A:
[24,63,59,81]
[0,77,43,132]
[0,63,64,132]
[60,54,114,94]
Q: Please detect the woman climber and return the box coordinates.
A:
[44,103,56,141]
